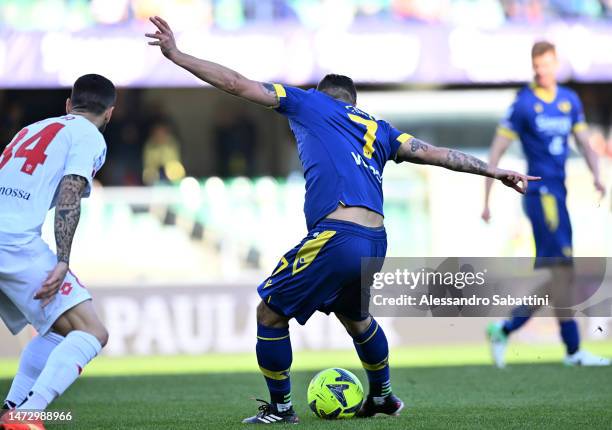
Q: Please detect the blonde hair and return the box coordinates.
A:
[531,41,556,59]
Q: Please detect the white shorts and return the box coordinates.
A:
[0,237,92,335]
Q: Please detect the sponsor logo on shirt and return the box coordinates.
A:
[351,152,382,183]
[535,115,572,135]
[0,186,31,201]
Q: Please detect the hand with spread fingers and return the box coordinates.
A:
[146,16,180,60]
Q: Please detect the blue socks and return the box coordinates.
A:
[559,320,580,355]
[504,308,580,355]
[257,319,393,403]
[256,324,292,409]
[502,305,532,335]
[352,319,391,398]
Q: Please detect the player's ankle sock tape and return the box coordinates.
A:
[30,330,102,404]
[559,320,580,355]
[276,398,292,412]
[5,332,64,406]
[503,306,532,334]
[352,319,391,395]
[256,324,292,405]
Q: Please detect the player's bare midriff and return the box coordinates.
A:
[325,204,384,228]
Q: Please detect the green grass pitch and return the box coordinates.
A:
[1,342,611,429]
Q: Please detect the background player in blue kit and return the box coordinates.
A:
[147,16,538,424]
[483,41,610,368]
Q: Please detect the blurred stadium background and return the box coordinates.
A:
[1,0,611,362]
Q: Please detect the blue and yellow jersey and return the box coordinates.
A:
[498,84,587,186]
[272,84,408,230]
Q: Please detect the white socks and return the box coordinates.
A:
[5,332,64,407]
[18,331,102,410]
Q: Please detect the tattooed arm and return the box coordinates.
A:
[55,174,88,264]
[397,137,493,175]
[396,136,539,194]
[34,174,88,306]
[146,16,279,107]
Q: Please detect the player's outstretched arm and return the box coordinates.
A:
[35,174,88,306]
[482,133,514,222]
[574,128,605,196]
[146,16,279,108]
[395,136,538,195]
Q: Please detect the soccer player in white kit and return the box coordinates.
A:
[0,74,115,424]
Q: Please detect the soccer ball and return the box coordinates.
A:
[307,368,364,419]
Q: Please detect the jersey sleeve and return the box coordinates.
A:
[386,122,414,163]
[497,95,522,140]
[570,92,588,133]
[272,84,309,117]
[63,131,106,197]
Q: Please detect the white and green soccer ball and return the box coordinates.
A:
[307,368,364,419]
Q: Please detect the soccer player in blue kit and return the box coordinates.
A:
[483,41,610,368]
[147,17,538,423]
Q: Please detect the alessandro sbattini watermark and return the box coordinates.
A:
[371,268,549,308]
[361,257,612,317]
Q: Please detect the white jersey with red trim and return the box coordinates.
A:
[0,114,106,246]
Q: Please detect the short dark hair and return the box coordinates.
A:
[70,74,116,115]
[316,74,357,105]
[532,41,556,59]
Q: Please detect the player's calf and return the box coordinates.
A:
[3,332,64,410]
[336,313,403,417]
[17,300,107,411]
[244,302,297,424]
[339,314,392,398]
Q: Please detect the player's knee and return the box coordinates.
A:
[51,314,109,347]
[78,315,109,347]
[55,323,109,347]
[336,313,372,337]
[256,301,288,328]
[71,322,108,347]
[90,325,109,348]
[98,328,109,348]
[70,323,108,347]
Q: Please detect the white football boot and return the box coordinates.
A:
[564,350,611,367]
[486,321,508,369]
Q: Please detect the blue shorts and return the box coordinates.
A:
[257,219,387,325]
[523,183,573,267]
